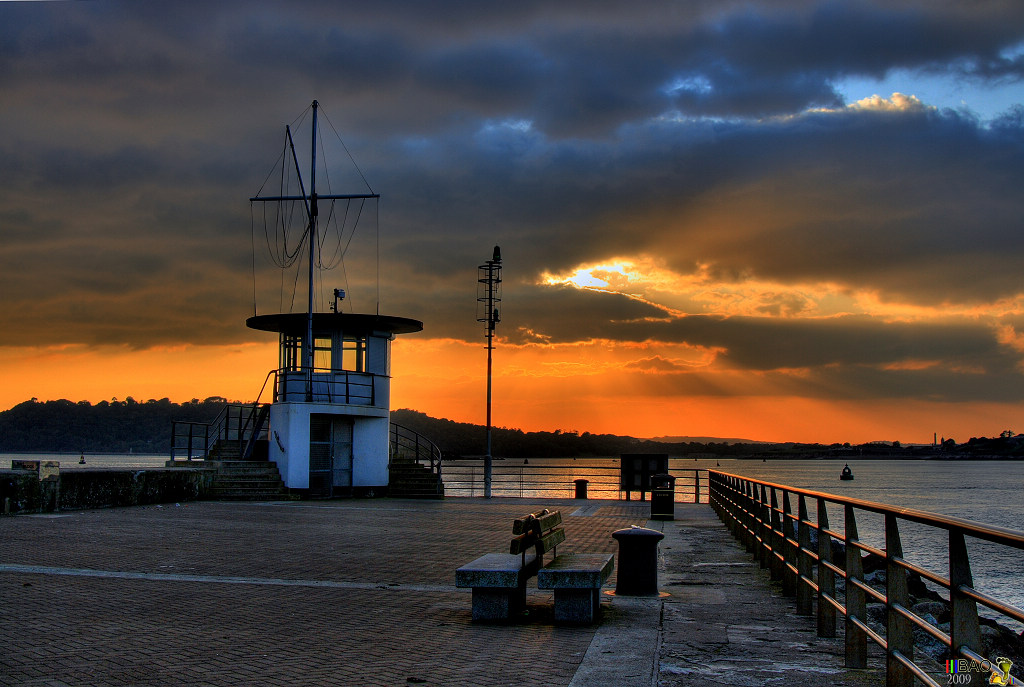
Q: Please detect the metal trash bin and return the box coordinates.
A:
[612,526,664,596]
[650,473,676,520]
[573,479,589,500]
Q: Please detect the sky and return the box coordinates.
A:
[2,0,1024,444]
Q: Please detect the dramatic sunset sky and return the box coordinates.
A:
[2,1,1024,444]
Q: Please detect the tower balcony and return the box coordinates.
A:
[274,367,384,406]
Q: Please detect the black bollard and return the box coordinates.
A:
[611,526,664,596]
[573,479,589,499]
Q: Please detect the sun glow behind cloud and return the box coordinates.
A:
[540,255,1024,327]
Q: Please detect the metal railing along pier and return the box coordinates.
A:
[441,461,709,502]
[709,470,1023,687]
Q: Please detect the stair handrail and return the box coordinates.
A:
[389,422,443,479]
[241,403,272,460]
[238,370,277,459]
[170,370,277,462]
[170,403,230,461]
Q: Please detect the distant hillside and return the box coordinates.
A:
[3,399,1019,459]
[389,409,762,458]
[648,435,766,445]
[0,398,224,453]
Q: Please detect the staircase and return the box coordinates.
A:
[388,458,445,498]
[208,458,286,501]
[169,402,284,499]
[389,423,444,498]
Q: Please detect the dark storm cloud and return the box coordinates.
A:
[371,102,1024,312]
[605,360,1024,403]
[1,0,1023,393]
[502,291,1011,373]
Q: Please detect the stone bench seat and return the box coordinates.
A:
[456,509,615,623]
[538,553,615,623]
[455,552,540,620]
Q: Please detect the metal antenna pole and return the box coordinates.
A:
[478,246,502,498]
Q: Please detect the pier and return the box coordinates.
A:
[0,496,887,686]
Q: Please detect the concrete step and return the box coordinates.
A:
[216,468,282,478]
[209,460,285,500]
[388,461,445,498]
[214,479,284,489]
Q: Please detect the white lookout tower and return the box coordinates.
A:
[246,100,429,497]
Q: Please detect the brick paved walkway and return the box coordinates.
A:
[0,498,884,686]
[1,498,646,687]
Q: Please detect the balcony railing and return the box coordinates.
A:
[275,367,377,405]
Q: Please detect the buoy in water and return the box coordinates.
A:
[79,454,86,464]
[840,464,854,481]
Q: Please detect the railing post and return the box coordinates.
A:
[781,490,797,596]
[769,487,784,582]
[796,495,813,615]
[743,480,757,553]
[722,476,738,536]
[817,498,836,637]
[187,423,195,461]
[885,514,913,687]
[758,484,771,570]
[845,504,867,668]
[949,528,982,664]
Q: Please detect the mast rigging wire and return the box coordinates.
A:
[250,101,380,317]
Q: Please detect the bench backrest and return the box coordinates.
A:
[510,509,565,560]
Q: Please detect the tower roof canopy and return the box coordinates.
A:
[246,312,423,336]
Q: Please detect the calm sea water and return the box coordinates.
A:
[716,458,1024,626]
[1,452,169,470]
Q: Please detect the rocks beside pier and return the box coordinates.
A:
[849,548,1024,667]
[793,526,1024,666]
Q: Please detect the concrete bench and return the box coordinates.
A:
[538,552,615,623]
[455,509,614,623]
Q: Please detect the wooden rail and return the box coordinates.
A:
[708,470,1024,687]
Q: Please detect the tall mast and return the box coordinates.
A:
[307,100,319,396]
[250,100,380,402]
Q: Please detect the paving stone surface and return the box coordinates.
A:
[653,506,885,687]
[1,498,888,686]
[0,498,643,686]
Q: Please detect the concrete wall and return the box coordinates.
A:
[353,415,389,486]
[0,468,214,515]
[269,402,309,488]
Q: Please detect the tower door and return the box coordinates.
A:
[309,415,353,497]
